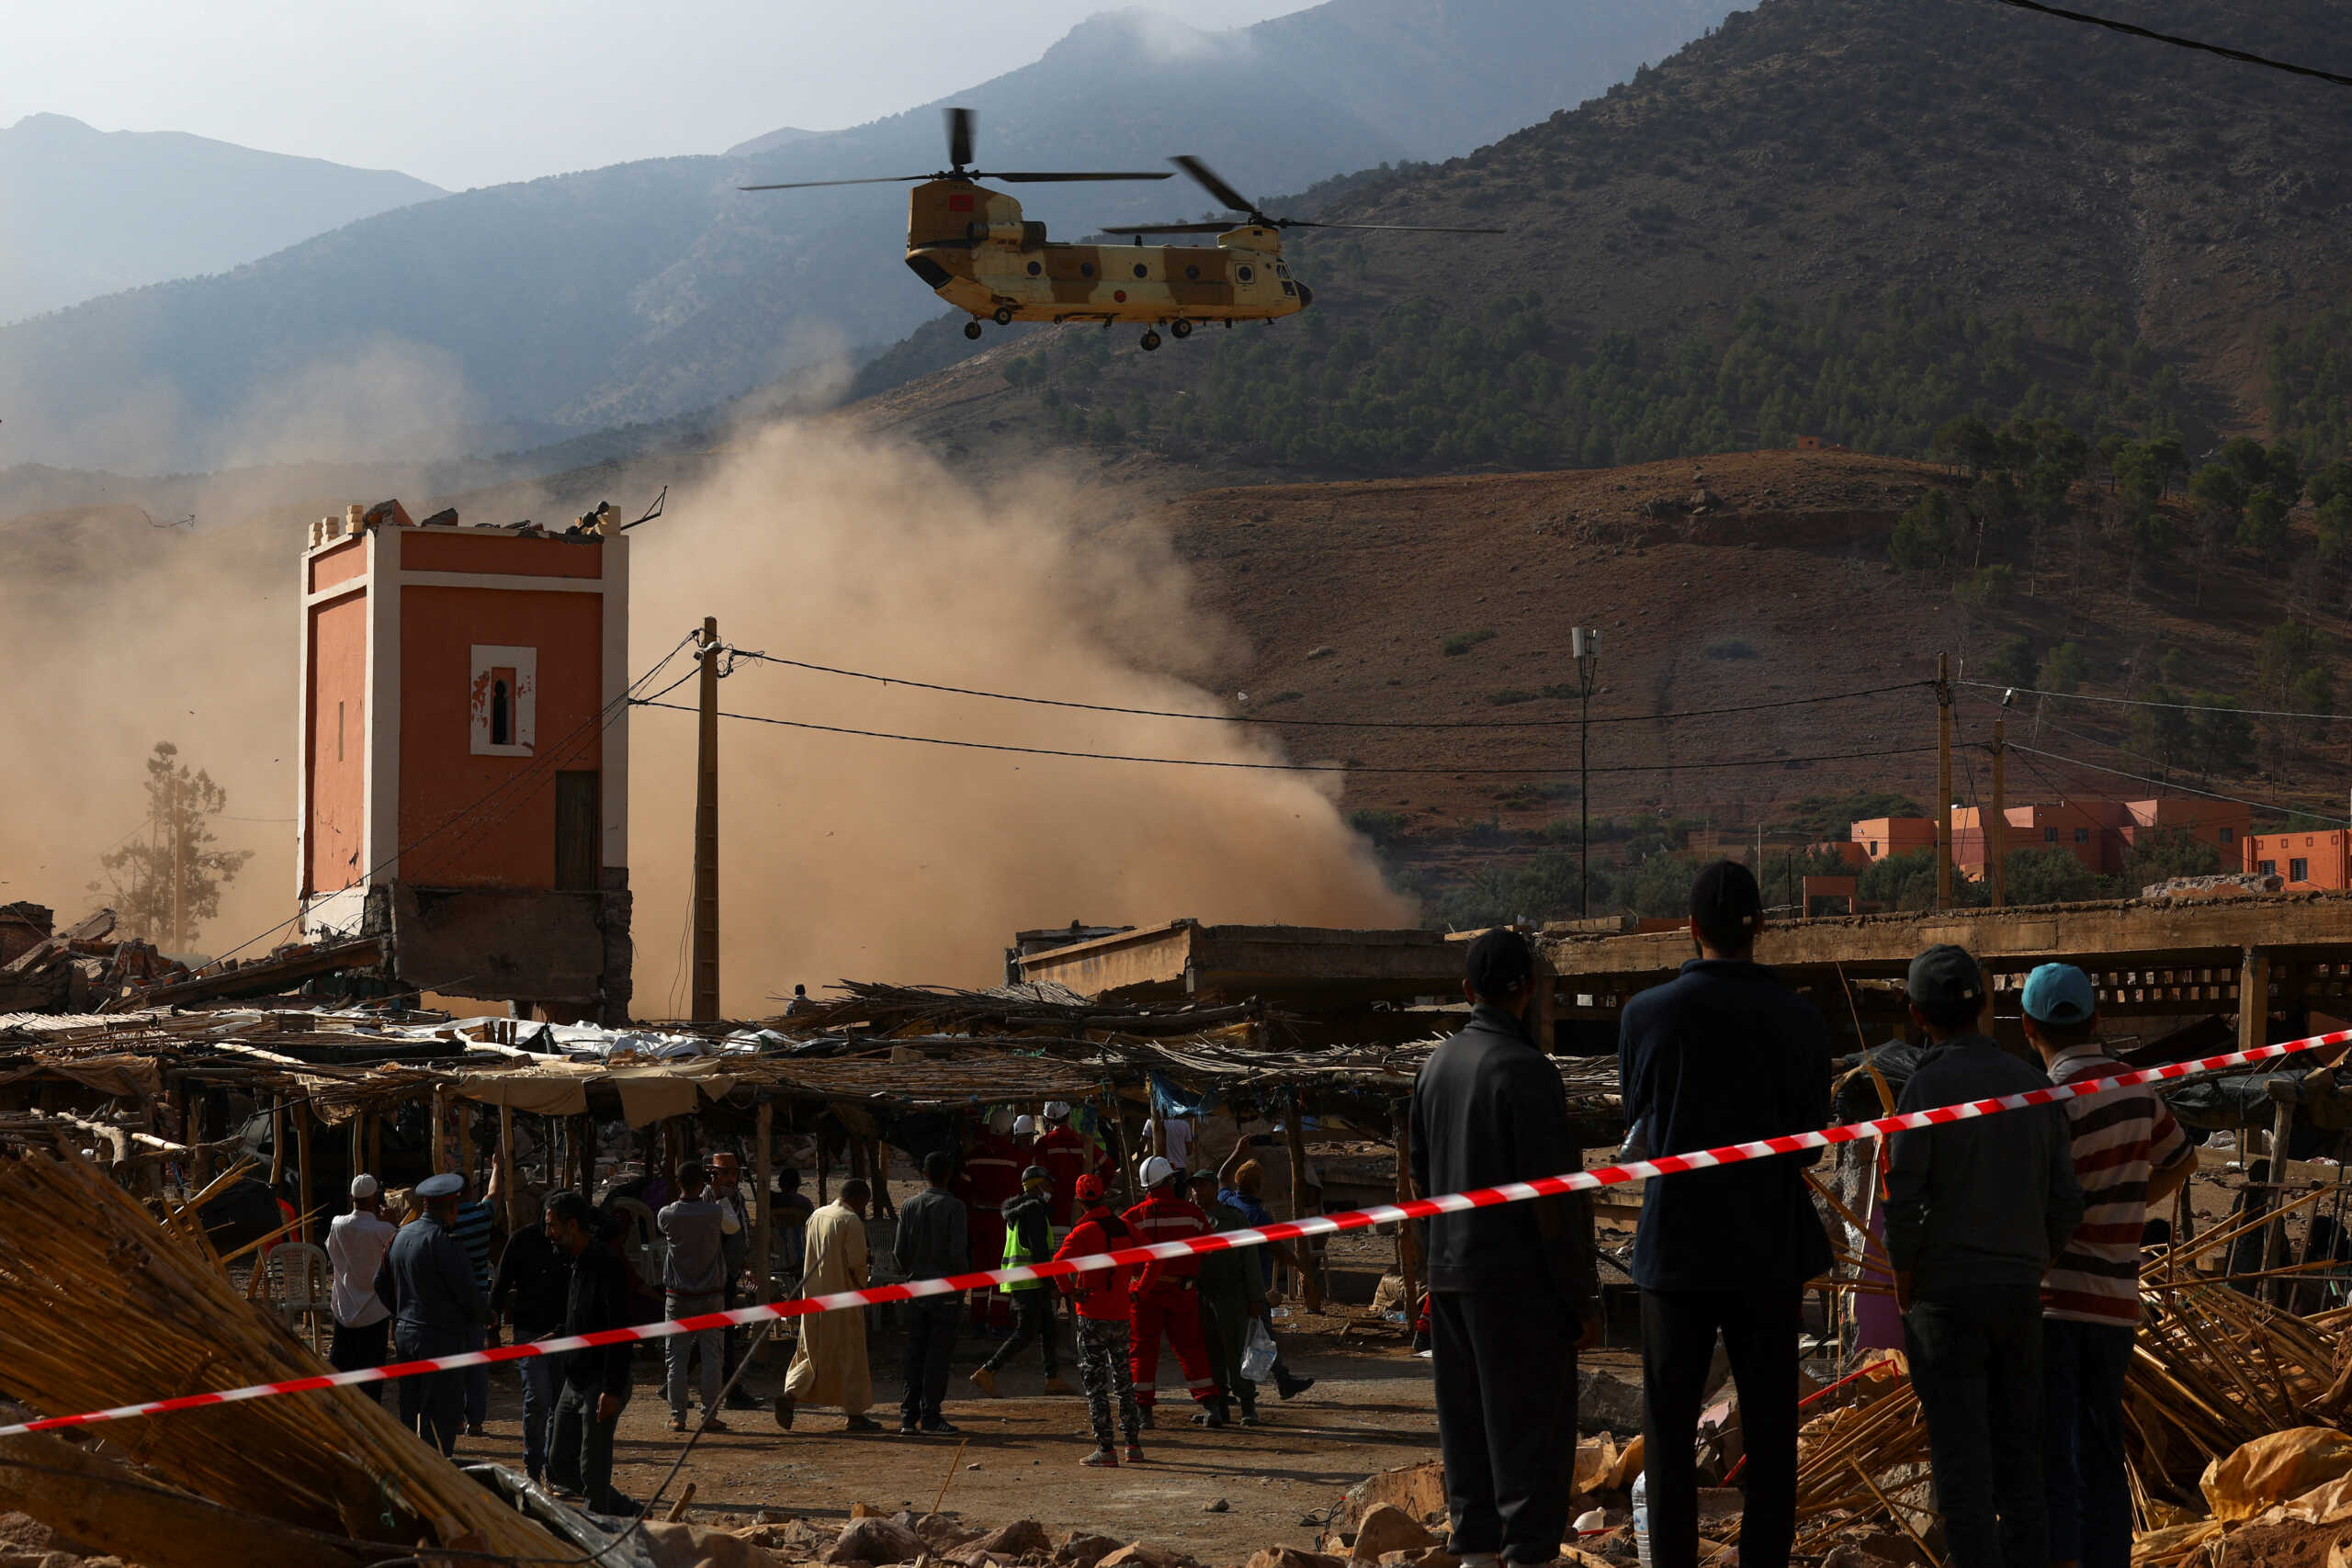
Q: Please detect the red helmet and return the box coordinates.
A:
[1074,1174,1107,1204]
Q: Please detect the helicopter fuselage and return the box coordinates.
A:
[903,179,1309,330]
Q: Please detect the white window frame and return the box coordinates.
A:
[470,645,537,757]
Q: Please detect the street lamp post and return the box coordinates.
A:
[1572,626,1602,918]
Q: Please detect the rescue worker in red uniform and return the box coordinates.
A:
[958,1110,1024,1326]
[1121,1155,1218,1426]
[1035,1102,1097,1229]
[1055,1174,1144,1467]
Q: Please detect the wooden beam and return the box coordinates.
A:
[1391,1102,1419,1314]
[0,1429,367,1568]
[293,1101,315,1245]
[1285,1092,1321,1313]
[753,1096,775,1359]
[430,1085,451,1175]
[499,1104,521,1232]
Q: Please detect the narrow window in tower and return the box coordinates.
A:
[490,668,516,746]
[471,646,537,756]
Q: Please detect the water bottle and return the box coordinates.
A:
[1630,1472,1651,1568]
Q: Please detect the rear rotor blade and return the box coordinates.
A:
[1093,220,1234,235]
[945,107,975,171]
[1170,155,1257,217]
[739,175,929,191]
[1285,219,1509,234]
[988,170,1174,183]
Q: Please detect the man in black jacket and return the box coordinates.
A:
[1409,928,1595,1568]
[491,1210,573,1484]
[1619,861,1832,1568]
[543,1191,639,1516]
[1885,944,2083,1568]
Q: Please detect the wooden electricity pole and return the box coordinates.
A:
[1989,716,2009,908]
[692,616,722,1022]
[1936,653,1954,910]
[168,769,185,953]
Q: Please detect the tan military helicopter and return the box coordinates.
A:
[741,107,1498,350]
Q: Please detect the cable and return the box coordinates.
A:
[731,649,1932,730]
[1959,679,2329,721]
[2008,742,2352,827]
[1984,0,2352,89]
[632,697,1939,775]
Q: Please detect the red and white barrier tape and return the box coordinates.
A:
[5,1026,2342,1438]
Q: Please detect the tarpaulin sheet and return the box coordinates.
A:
[0,1054,164,1102]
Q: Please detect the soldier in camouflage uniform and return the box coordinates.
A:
[1051,1174,1144,1466]
[1189,1170,1269,1427]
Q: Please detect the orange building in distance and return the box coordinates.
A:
[2245,829,2352,890]
[299,501,631,1021]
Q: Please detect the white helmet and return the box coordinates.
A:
[988,1108,1014,1135]
[1139,1155,1177,1190]
[1043,1100,1072,1121]
[1012,1114,1038,1136]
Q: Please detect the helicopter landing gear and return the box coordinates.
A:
[1169,319,1193,340]
[992,306,1014,326]
[964,321,983,340]
[1139,329,1162,351]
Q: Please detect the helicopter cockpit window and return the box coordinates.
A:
[1281,280,1296,296]
[1237,264,1254,283]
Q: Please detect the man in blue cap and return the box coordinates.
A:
[374,1171,490,1457]
[2022,964,2192,1568]
[1619,860,1831,1568]
[1884,945,2083,1568]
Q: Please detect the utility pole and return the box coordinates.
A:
[168,766,185,952]
[1571,627,1602,918]
[692,616,722,1022]
[1936,652,1954,911]
[1990,711,2010,908]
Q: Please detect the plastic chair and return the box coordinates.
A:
[268,1241,333,1351]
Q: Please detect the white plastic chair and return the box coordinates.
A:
[268,1241,333,1351]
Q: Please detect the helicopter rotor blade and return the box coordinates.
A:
[987,170,1174,183]
[1092,220,1234,235]
[1169,155,1259,219]
[739,175,930,191]
[1283,219,1510,234]
[945,107,975,171]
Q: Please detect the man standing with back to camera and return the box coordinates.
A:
[1410,928,1595,1568]
[1619,861,1832,1568]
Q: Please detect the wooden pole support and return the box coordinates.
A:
[692,615,721,1022]
[1285,1092,1320,1313]
[753,1097,775,1359]
[1392,1102,1419,1313]
[293,1103,315,1245]
[1990,716,2008,908]
[1936,652,1954,911]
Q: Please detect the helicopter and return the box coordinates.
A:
[741,107,1499,350]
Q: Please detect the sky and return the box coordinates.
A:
[5,0,1307,191]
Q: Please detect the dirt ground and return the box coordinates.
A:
[450,1317,1439,1563]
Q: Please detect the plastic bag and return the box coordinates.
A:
[1240,1316,1278,1383]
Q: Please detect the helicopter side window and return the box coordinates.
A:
[1184,265,1200,281]
[1080,261,1095,278]
[1027,260,1043,276]
[1237,265,1254,283]
[1132,262,1148,279]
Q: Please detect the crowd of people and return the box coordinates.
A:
[324,863,2177,1562]
[1421,863,2186,1568]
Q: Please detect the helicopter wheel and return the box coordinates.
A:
[1139,330,1162,352]
[1170,319,1193,340]
[992,306,1014,326]
[963,321,983,340]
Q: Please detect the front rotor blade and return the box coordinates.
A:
[1170,155,1257,218]
[1286,220,1510,234]
[739,175,928,190]
[946,107,975,170]
[987,171,1175,183]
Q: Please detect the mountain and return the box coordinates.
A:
[0,113,442,325]
[0,0,1731,474]
[858,0,2352,482]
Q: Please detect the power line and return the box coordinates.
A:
[632,697,1939,776]
[1958,679,2327,721]
[2007,741,2351,827]
[730,649,1932,730]
[1984,0,2352,89]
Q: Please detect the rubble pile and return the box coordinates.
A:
[0,908,188,1014]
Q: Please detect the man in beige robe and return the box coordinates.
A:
[775,1179,880,1432]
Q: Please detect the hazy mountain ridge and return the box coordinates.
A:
[0,113,442,324]
[0,0,1732,474]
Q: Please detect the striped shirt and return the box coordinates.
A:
[2042,1044,2190,1325]
[450,1199,496,1293]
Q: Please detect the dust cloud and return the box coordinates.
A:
[1,412,1410,1004]
[624,418,1413,1014]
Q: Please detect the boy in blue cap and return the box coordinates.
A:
[2023,964,2193,1568]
